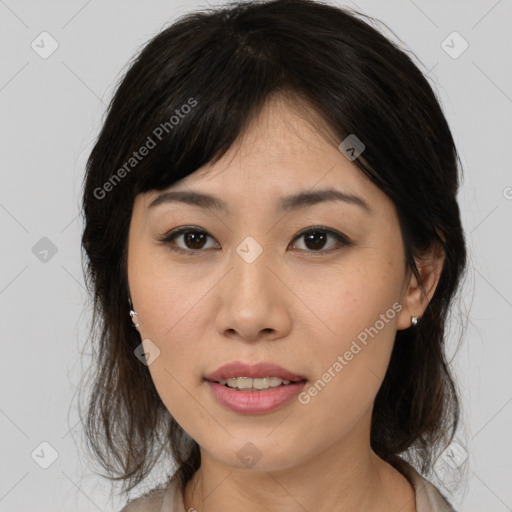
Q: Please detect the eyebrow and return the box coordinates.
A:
[148,188,371,214]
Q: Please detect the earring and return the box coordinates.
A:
[130,309,139,329]
[128,298,139,329]
[411,316,419,326]
[130,309,139,328]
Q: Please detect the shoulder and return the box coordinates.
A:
[119,484,170,512]
[119,473,185,512]
[402,464,458,512]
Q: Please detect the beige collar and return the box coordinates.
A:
[144,465,457,512]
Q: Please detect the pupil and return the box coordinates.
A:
[185,231,206,249]
[305,231,326,250]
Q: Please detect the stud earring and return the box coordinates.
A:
[128,298,139,329]
[130,309,139,329]
[411,316,419,326]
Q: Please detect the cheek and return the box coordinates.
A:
[295,256,403,408]
[301,254,403,343]
[138,297,207,431]
[128,243,209,340]
[128,257,207,424]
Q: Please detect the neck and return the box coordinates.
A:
[182,422,415,512]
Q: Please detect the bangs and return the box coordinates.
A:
[89,2,397,202]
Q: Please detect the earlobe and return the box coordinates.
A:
[396,243,445,330]
[396,272,420,330]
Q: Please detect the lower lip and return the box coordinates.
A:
[206,380,307,414]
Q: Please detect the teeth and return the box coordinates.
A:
[218,376,292,390]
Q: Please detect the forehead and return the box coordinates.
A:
[137,95,390,217]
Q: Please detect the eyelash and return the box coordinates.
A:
[157,225,352,256]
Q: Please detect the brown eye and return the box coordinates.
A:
[158,225,351,256]
[159,227,219,254]
[180,230,208,250]
[290,227,351,253]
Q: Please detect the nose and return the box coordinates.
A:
[214,246,292,343]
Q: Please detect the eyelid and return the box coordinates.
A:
[157,225,351,255]
[157,226,219,254]
[292,225,352,249]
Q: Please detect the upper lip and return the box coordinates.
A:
[205,361,307,382]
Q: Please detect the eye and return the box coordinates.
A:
[289,226,351,253]
[157,226,219,254]
[157,225,351,255]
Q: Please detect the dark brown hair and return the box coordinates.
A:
[79,0,468,497]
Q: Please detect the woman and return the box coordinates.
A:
[80,1,467,510]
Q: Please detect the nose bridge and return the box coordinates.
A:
[231,234,274,303]
[215,233,288,339]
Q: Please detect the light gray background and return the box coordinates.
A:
[1,0,511,511]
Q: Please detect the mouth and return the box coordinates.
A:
[209,376,307,392]
[205,379,308,414]
[204,361,308,414]
[204,361,307,387]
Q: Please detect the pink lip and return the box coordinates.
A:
[205,361,306,382]
[206,380,307,414]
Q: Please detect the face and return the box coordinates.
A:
[127,95,415,472]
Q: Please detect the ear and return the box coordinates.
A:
[396,241,445,330]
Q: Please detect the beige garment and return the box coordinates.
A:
[120,465,457,512]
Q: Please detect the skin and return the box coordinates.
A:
[127,94,444,512]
